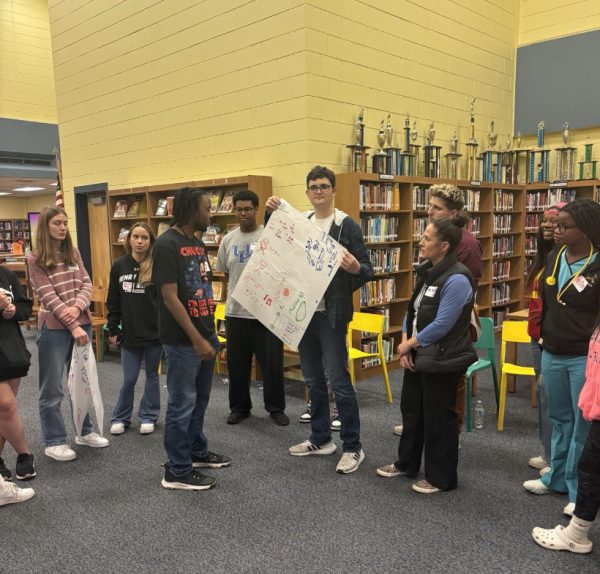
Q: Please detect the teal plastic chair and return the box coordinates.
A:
[465,317,499,432]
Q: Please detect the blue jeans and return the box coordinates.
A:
[112,344,162,426]
[163,335,218,477]
[531,340,552,462]
[37,324,93,446]
[298,312,361,452]
[540,351,591,502]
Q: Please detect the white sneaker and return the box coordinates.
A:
[110,423,126,435]
[528,455,548,469]
[564,502,575,517]
[336,450,365,474]
[393,424,403,436]
[0,480,35,506]
[524,478,551,495]
[45,444,77,462]
[539,466,551,477]
[288,440,337,457]
[140,422,155,435]
[75,433,109,448]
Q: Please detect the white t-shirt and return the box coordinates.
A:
[311,213,335,312]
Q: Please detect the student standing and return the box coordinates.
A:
[107,223,161,436]
[216,190,288,426]
[265,165,373,474]
[152,188,231,491]
[0,265,35,480]
[28,206,108,461]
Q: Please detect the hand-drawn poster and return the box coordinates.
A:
[231,200,342,348]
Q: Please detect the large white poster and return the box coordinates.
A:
[231,200,342,348]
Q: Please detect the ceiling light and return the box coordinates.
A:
[0,192,12,196]
[51,182,58,186]
[13,186,45,192]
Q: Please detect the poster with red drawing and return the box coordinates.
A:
[231,200,342,348]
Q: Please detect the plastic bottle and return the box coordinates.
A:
[474,400,484,429]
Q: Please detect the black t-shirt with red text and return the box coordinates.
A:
[152,228,215,344]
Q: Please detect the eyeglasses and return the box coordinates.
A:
[307,184,332,192]
[556,223,578,232]
[234,207,255,214]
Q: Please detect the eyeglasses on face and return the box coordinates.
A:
[234,207,255,214]
[307,184,332,192]
[556,223,577,232]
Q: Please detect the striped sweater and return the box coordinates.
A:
[27,248,92,332]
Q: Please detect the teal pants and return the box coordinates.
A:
[540,351,591,502]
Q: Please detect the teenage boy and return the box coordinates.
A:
[216,190,288,426]
[265,165,373,474]
[394,183,482,436]
[152,187,231,491]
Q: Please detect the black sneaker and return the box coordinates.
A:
[298,403,311,423]
[192,451,232,468]
[270,411,290,426]
[227,411,250,424]
[0,456,12,481]
[161,467,216,490]
[15,453,36,481]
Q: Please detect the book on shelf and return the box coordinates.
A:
[493,190,514,211]
[359,278,395,307]
[212,281,223,302]
[117,227,130,243]
[412,186,428,211]
[202,224,221,245]
[126,198,142,217]
[217,191,235,213]
[367,247,401,274]
[360,215,398,243]
[155,198,168,216]
[207,252,218,270]
[209,191,221,214]
[360,182,395,210]
[157,222,170,237]
[113,200,129,218]
[413,216,427,240]
[166,196,174,216]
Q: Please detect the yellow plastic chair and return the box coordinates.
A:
[347,312,392,403]
[214,303,227,374]
[497,320,536,431]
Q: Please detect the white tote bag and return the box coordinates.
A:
[67,343,104,438]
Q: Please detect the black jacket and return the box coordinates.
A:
[107,255,159,348]
[541,247,600,356]
[406,255,476,373]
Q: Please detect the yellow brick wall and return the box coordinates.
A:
[48,0,519,216]
[519,0,600,45]
[0,0,57,122]
[0,194,54,219]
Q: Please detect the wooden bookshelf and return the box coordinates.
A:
[0,219,31,253]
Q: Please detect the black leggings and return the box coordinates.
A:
[575,420,600,522]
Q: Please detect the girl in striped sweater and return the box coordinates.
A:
[28,206,108,462]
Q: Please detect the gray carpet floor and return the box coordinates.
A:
[2,328,599,573]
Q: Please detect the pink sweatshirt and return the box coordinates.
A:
[579,327,600,422]
[27,248,92,332]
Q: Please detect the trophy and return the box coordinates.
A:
[424,121,441,178]
[372,119,388,174]
[427,121,436,145]
[528,120,550,182]
[516,131,522,149]
[445,131,462,179]
[562,122,570,146]
[488,121,498,149]
[482,121,501,182]
[537,120,545,148]
[578,136,597,180]
[347,108,370,172]
[466,98,479,180]
[384,114,400,175]
[385,114,393,147]
[409,120,420,176]
[556,121,576,180]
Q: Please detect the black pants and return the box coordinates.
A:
[226,317,285,414]
[575,419,600,521]
[395,369,461,491]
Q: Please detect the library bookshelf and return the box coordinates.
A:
[0,219,31,253]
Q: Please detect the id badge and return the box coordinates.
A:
[573,275,589,292]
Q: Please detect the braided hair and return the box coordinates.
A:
[561,198,600,249]
[170,187,209,227]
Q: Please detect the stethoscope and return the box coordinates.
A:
[546,243,595,304]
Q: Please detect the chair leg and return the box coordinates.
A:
[497,372,507,432]
[379,353,393,404]
[465,375,472,432]
[491,364,499,410]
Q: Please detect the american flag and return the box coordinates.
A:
[54,147,64,207]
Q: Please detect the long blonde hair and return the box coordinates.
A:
[35,206,78,268]
[125,222,155,284]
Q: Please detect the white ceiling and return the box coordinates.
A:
[0,176,57,197]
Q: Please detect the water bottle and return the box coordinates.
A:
[474,400,484,429]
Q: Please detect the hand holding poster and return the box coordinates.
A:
[231,200,342,348]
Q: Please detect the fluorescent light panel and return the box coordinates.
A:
[13,186,46,192]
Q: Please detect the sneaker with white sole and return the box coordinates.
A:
[528,455,548,469]
[289,440,336,457]
[412,479,442,494]
[539,466,551,477]
[15,453,36,481]
[140,422,155,435]
[298,403,311,423]
[330,406,341,432]
[161,467,216,491]
[376,463,407,478]
[336,450,365,474]
[75,433,109,448]
[45,444,77,462]
[563,502,575,517]
[524,478,551,495]
[192,451,231,468]
[110,423,126,435]
[393,424,403,436]
[0,480,35,506]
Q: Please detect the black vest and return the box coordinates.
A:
[407,255,477,373]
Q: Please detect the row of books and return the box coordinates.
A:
[493,236,514,257]
[209,190,239,214]
[412,186,429,211]
[0,222,12,231]
[368,247,402,274]
[493,214,512,234]
[463,189,481,212]
[493,309,507,330]
[492,260,510,282]
[113,198,144,218]
[525,236,537,255]
[361,216,399,242]
[359,337,394,368]
[413,216,427,240]
[525,257,534,276]
[493,190,514,211]
[359,278,396,307]
[359,183,396,210]
[467,216,481,237]
[525,212,543,232]
[492,283,510,307]
[526,189,576,211]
